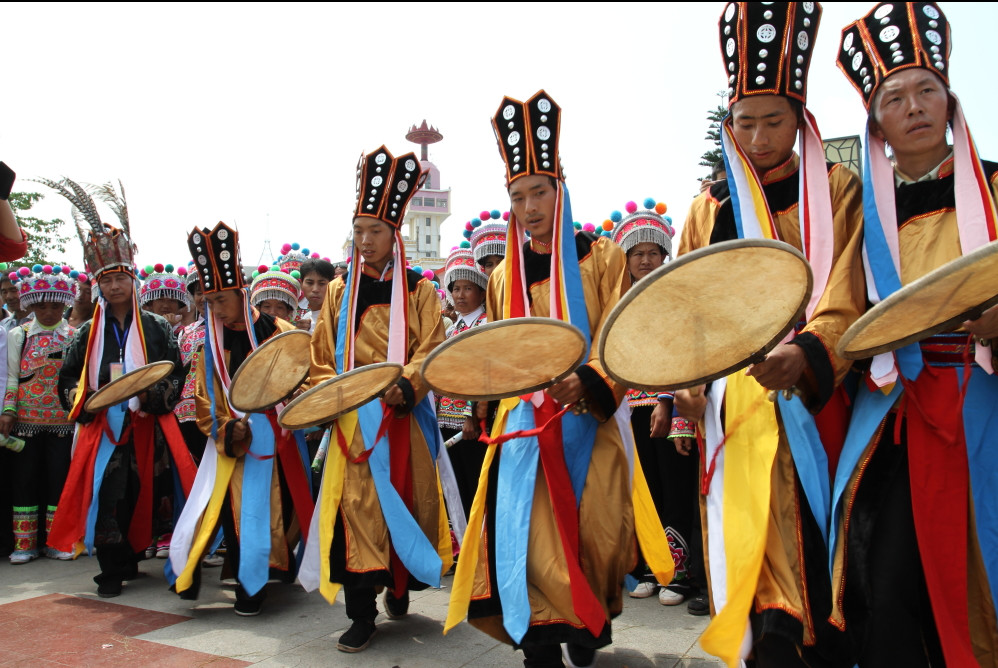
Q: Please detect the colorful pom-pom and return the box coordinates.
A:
[601,229,612,237]
[471,218,482,227]
[665,215,673,224]
[610,211,622,223]
[69,270,79,279]
[462,229,472,239]
[412,265,423,274]
[459,240,471,249]
[422,269,435,280]
[311,252,319,259]
[465,221,474,231]
[625,201,638,214]
[655,202,667,215]
[583,223,596,232]
[164,264,174,273]
[479,211,490,221]
[143,264,153,274]
[431,280,439,289]
[31,264,42,273]
[177,266,187,276]
[0,263,6,272]
[79,273,89,284]
[271,265,281,273]
[601,220,614,231]
[281,243,292,254]
[491,210,501,219]
[8,272,17,281]
[152,263,163,273]
[52,265,62,274]
[42,265,53,274]
[573,222,582,230]
[252,270,260,278]
[502,211,510,221]
[290,270,301,279]
[289,242,299,251]
[643,197,656,209]
[258,264,268,273]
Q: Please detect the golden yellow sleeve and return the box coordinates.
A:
[310,278,345,387]
[402,278,446,401]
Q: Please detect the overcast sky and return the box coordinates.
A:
[4,2,995,271]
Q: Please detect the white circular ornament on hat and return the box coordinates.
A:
[218,229,229,241]
[507,130,520,146]
[538,98,552,113]
[726,38,736,56]
[757,62,767,72]
[397,181,408,193]
[405,159,417,172]
[923,4,940,19]
[375,153,387,165]
[198,255,207,265]
[192,233,201,244]
[852,53,863,70]
[803,2,814,13]
[759,48,768,57]
[757,24,776,43]
[925,30,941,45]
[797,31,809,49]
[843,32,854,51]
[503,104,516,121]
[763,10,772,19]
[372,175,383,187]
[874,4,894,19]
[725,3,736,22]
[537,126,551,141]
[755,75,766,85]
[220,251,231,261]
[880,25,900,42]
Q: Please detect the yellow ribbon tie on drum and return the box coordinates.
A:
[176,449,237,592]
[317,411,357,604]
[700,371,779,668]
[632,450,675,587]
[444,397,516,634]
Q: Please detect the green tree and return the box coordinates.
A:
[7,192,72,266]
[699,91,730,179]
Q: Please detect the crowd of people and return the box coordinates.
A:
[1,3,997,667]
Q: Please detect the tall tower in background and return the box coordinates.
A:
[402,120,451,269]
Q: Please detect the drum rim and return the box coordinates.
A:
[83,360,176,412]
[838,241,998,359]
[421,316,587,401]
[229,329,312,412]
[598,238,812,391]
[277,361,403,430]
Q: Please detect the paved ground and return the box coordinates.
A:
[0,556,722,667]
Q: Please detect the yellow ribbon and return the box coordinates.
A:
[175,448,237,592]
[317,410,357,604]
[631,450,675,586]
[700,371,780,668]
[444,396,517,634]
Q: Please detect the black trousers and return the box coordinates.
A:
[10,431,72,508]
[344,585,377,623]
[94,441,142,584]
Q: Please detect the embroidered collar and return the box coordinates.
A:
[27,319,70,338]
[759,153,800,185]
[894,151,954,186]
[454,306,484,328]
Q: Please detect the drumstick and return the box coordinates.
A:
[443,432,463,449]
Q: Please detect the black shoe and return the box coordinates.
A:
[234,597,263,616]
[561,643,596,668]
[687,594,709,616]
[97,580,123,598]
[337,620,377,653]
[384,588,409,619]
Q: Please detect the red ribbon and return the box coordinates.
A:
[387,410,414,597]
[271,412,315,541]
[478,401,573,446]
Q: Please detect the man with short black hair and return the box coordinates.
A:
[297,257,334,332]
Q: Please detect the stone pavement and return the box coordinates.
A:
[0,555,722,667]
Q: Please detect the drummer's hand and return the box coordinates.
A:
[0,414,14,438]
[674,385,707,422]
[230,415,250,442]
[746,345,806,391]
[294,318,311,331]
[546,373,583,406]
[383,383,405,407]
[649,402,671,438]
[474,401,488,420]
[674,437,694,456]
[964,304,998,342]
[461,416,480,441]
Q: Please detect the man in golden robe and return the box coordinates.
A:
[168,221,314,617]
[674,4,865,667]
[301,146,449,654]
[444,90,674,668]
[831,4,998,666]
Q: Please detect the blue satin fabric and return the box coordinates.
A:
[357,399,442,589]
[961,368,998,614]
[238,414,276,596]
[84,405,127,553]
[778,395,831,546]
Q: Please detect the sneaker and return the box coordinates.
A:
[383,589,409,619]
[628,581,657,599]
[9,549,38,564]
[44,546,74,560]
[144,543,156,559]
[234,598,263,617]
[202,553,224,567]
[659,587,685,606]
[97,580,123,598]
[561,643,596,668]
[687,594,710,616]
[337,620,377,653]
[156,535,171,559]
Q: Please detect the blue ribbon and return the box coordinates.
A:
[84,406,126,554]
[778,395,830,546]
[828,382,901,575]
[357,399,442,588]
[495,400,541,643]
[962,367,998,613]
[238,414,276,596]
[861,134,923,380]
[558,184,590,355]
[719,116,748,240]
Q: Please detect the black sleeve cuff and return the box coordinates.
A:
[223,421,238,458]
[0,163,14,200]
[396,376,416,415]
[789,332,835,413]
[142,379,177,415]
[576,363,618,422]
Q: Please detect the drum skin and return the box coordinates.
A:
[84,360,176,412]
[229,329,312,412]
[277,362,403,430]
